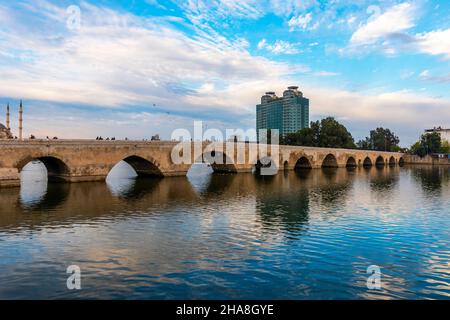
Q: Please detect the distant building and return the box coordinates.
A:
[425,127,450,142]
[0,123,12,139]
[256,86,309,141]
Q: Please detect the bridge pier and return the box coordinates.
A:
[0,169,20,187]
[61,175,109,183]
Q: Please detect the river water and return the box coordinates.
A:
[0,162,449,299]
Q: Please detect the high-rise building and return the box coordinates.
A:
[256,86,309,141]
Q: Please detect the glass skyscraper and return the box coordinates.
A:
[256,86,309,141]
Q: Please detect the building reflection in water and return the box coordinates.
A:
[4,165,447,231]
[2,165,412,232]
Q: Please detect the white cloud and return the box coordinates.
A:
[146,0,167,10]
[419,69,450,83]
[344,3,450,60]
[176,0,318,23]
[269,0,317,17]
[313,71,339,77]
[0,2,298,113]
[217,0,262,19]
[303,86,450,145]
[175,0,263,24]
[347,15,357,26]
[257,39,302,54]
[400,70,415,79]
[288,13,313,31]
[257,38,267,50]
[17,80,450,144]
[419,70,430,79]
[1,0,450,144]
[415,29,450,59]
[350,2,417,45]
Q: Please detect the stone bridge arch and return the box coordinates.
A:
[375,156,385,167]
[346,156,357,168]
[363,157,372,167]
[294,156,313,170]
[389,156,396,166]
[120,155,164,177]
[196,150,238,174]
[15,154,71,182]
[321,153,339,168]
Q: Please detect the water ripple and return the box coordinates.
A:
[1,166,450,299]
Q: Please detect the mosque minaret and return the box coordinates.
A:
[0,101,23,140]
[19,100,23,141]
[6,102,10,130]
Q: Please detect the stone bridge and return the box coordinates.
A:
[0,140,405,187]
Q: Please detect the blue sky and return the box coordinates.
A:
[0,0,449,145]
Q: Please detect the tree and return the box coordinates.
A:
[283,125,319,147]
[318,117,356,149]
[409,141,423,156]
[421,132,441,154]
[282,117,356,149]
[440,140,450,154]
[410,132,442,157]
[357,127,400,152]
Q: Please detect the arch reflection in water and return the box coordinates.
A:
[107,160,138,197]
[106,161,164,199]
[256,175,310,237]
[196,151,237,174]
[254,156,278,176]
[369,166,400,202]
[19,161,70,210]
[187,163,214,194]
[313,168,353,211]
[20,161,47,207]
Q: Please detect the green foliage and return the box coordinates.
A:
[440,140,450,154]
[409,141,423,156]
[282,117,355,149]
[410,132,442,157]
[357,127,400,151]
[283,126,318,147]
[421,132,441,154]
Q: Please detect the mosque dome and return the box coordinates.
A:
[0,123,12,139]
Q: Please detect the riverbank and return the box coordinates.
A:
[405,154,450,165]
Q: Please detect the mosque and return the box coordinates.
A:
[0,101,23,140]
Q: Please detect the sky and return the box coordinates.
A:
[0,0,449,146]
